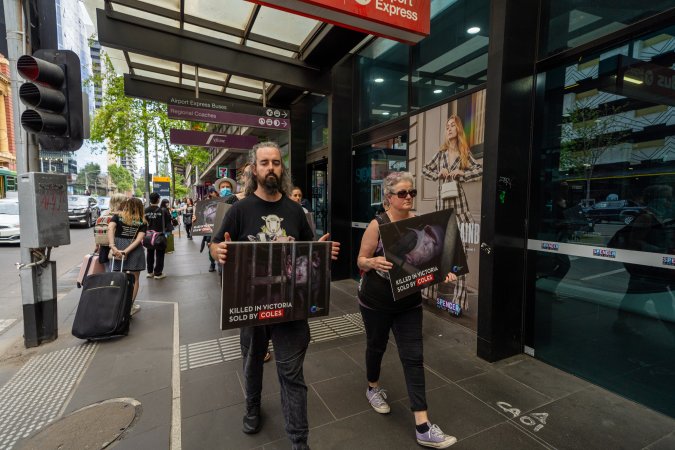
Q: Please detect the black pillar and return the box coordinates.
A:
[290,97,311,191]
[477,0,539,362]
[327,58,353,280]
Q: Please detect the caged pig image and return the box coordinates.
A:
[285,252,322,314]
[402,225,445,267]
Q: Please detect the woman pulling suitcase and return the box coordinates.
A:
[108,197,147,315]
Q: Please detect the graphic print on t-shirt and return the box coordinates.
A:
[247,214,295,242]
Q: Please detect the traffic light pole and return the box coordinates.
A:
[3,0,56,347]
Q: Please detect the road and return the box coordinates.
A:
[0,226,95,324]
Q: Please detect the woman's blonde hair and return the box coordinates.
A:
[109,193,127,214]
[440,114,470,169]
[120,197,146,226]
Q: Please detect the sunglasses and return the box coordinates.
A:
[392,189,417,199]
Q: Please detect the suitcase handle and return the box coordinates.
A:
[110,255,126,272]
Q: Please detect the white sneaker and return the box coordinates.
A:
[366,387,390,414]
[145,273,154,278]
[154,274,167,279]
[130,304,141,316]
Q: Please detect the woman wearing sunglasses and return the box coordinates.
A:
[422,114,482,312]
[357,171,458,449]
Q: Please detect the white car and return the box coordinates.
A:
[0,199,20,244]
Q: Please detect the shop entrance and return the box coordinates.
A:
[309,161,328,237]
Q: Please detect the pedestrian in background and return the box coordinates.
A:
[183,198,194,240]
[145,192,172,279]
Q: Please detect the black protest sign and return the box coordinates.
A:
[379,209,468,300]
[210,203,231,240]
[221,241,331,330]
[192,197,228,236]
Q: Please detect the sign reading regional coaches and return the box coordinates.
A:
[248,0,430,44]
[221,242,331,330]
[170,129,258,149]
[167,97,290,130]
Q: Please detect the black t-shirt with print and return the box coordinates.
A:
[111,215,147,239]
[213,194,313,243]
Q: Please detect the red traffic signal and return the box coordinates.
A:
[17,50,83,151]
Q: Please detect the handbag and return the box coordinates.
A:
[143,230,167,250]
[440,180,459,199]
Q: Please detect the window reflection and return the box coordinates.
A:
[531,25,675,419]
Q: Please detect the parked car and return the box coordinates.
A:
[98,196,111,213]
[583,200,645,225]
[68,195,100,227]
[0,199,20,244]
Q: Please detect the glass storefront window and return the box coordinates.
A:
[529,25,675,418]
[356,39,409,130]
[411,0,489,109]
[541,1,674,58]
[311,96,328,150]
[351,136,408,276]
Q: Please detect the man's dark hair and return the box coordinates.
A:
[245,141,293,196]
[149,192,160,204]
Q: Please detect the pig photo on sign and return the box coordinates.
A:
[285,252,322,315]
[404,225,445,266]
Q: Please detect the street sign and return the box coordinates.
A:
[167,97,290,130]
[152,176,170,196]
[169,129,258,149]
[217,166,230,178]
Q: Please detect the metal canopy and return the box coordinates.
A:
[96,0,355,106]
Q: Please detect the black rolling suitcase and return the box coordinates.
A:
[72,257,134,340]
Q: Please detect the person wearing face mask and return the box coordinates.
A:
[215,176,237,201]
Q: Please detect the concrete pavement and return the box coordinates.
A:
[0,232,673,449]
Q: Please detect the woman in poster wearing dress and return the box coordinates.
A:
[422,114,482,310]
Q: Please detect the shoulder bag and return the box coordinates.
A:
[440,180,459,199]
[142,207,167,250]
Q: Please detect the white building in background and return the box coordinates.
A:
[51,0,108,182]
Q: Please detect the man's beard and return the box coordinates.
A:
[260,172,280,195]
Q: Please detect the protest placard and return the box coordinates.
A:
[221,241,331,329]
[379,209,468,300]
[192,197,228,236]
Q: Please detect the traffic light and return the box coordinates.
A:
[17,49,83,151]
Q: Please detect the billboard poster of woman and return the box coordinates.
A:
[408,90,485,329]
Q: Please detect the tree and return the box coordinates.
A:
[108,164,134,194]
[76,162,101,193]
[90,52,215,200]
[560,102,626,202]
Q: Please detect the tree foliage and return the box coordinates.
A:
[108,164,134,193]
[75,162,101,188]
[560,102,627,200]
[89,52,213,198]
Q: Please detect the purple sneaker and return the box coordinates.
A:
[416,423,457,448]
[366,387,390,414]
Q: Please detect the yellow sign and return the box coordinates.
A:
[152,176,171,182]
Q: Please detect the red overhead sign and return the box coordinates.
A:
[248,0,430,45]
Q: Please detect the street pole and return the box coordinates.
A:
[10,0,64,347]
[143,101,150,203]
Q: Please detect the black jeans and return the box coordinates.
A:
[240,320,311,449]
[184,222,192,238]
[360,305,427,411]
[146,246,166,275]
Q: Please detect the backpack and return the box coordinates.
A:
[94,214,113,246]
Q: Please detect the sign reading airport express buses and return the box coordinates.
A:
[167,97,290,130]
[247,0,430,44]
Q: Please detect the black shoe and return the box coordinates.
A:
[208,264,215,272]
[242,405,261,434]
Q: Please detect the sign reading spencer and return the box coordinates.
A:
[248,0,430,44]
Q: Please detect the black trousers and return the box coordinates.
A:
[146,246,166,275]
[360,305,427,411]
